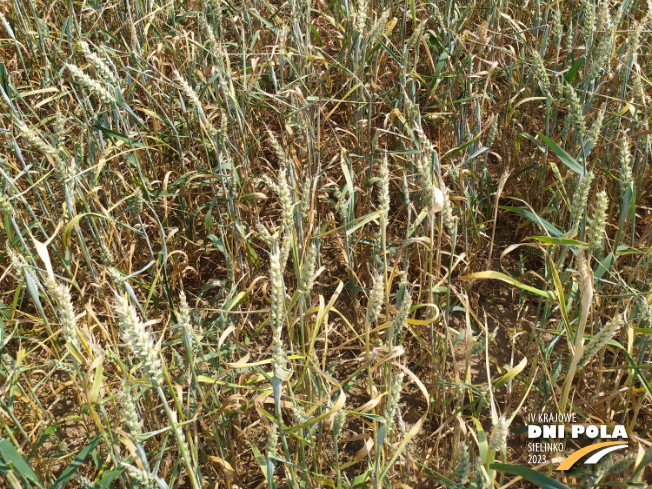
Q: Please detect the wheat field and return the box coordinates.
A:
[0,0,651,487]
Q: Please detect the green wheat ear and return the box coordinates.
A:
[269,242,289,381]
[488,416,509,452]
[587,190,609,253]
[121,380,143,438]
[570,171,594,232]
[45,275,80,351]
[383,371,404,438]
[619,140,633,197]
[366,272,385,324]
[565,84,587,140]
[532,51,550,95]
[577,314,623,367]
[116,294,164,386]
[121,462,165,488]
[65,63,115,104]
[389,284,412,345]
[455,443,471,484]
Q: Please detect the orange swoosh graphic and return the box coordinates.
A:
[556,441,627,471]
